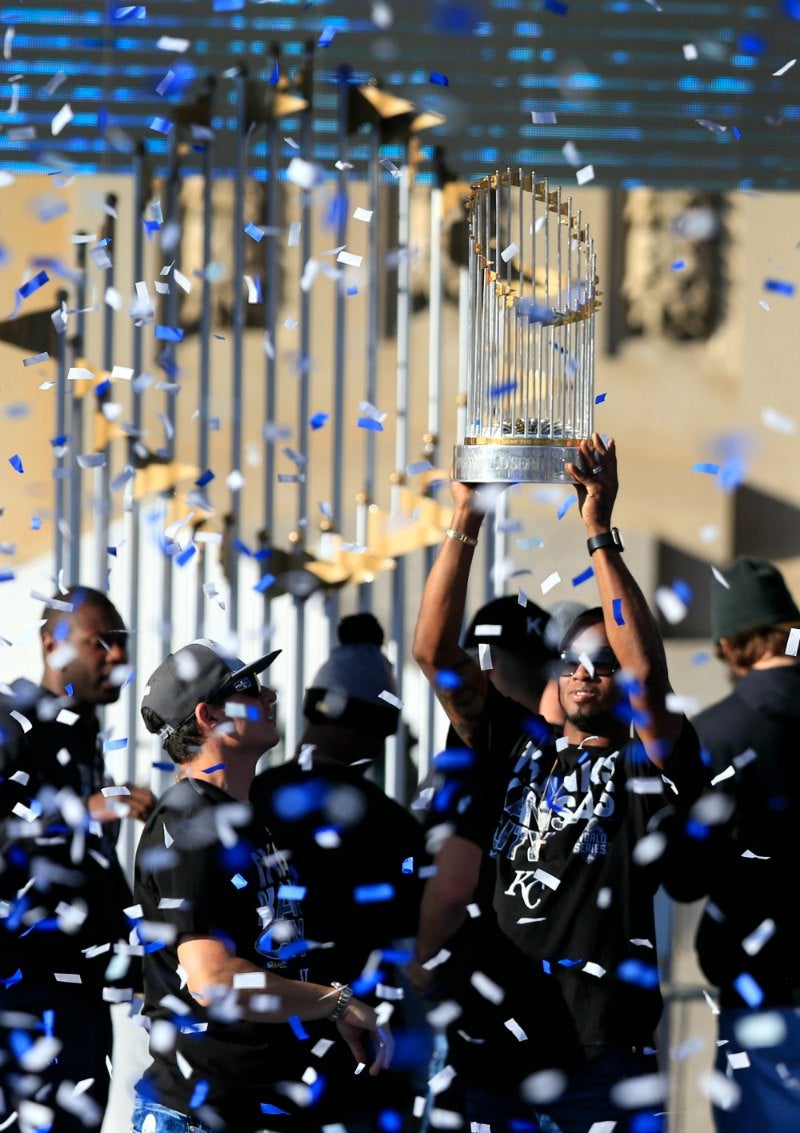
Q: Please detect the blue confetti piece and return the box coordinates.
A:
[244,221,264,242]
[544,0,569,12]
[347,286,358,296]
[260,1104,290,1116]
[358,417,384,431]
[155,324,184,342]
[231,874,247,890]
[103,738,127,752]
[738,33,766,54]
[764,279,795,296]
[318,25,336,47]
[572,566,594,587]
[149,117,173,135]
[401,856,414,875]
[734,972,764,1008]
[201,763,226,773]
[253,548,272,562]
[8,454,23,474]
[189,1081,209,1108]
[354,882,395,904]
[0,570,15,582]
[16,271,49,300]
[594,392,606,404]
[732,126,742,140]
[430,72,449,86]
[65,682,74,695]
[617,958,660,989]
[175,544,196,567]
[95,379,111,398]
[232,539,252,557]
[254,573,275,594]
[144,220,161,237]
[691,650,711,666]
[434,669,461,690]
[556,495,577,521]
[671,260,685,271]
[490,380,518,398]
[195,469,214,487]
[50,435,68,448]
[672,578,692,604]
[379,1111,403,1133]
[382,947,413,965]
[288,1015,310,1039]
[686,818,711,841]
[0,969,22,989]
[113,5,146,19]
[692,462,720,475]
[153,761,174,772]
[309,412,329,430]
[433,747,474,771]
[557,957,583,968]
[612,597,624,625]
[278,884,307,901]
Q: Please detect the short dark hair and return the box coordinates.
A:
[141,704,205,765]
[716,622,799,670]
[40,585,123,639]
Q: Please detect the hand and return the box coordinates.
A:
[335,999,394,1076]
[565,431,618,534]
[123,783,157,822]
[406,957,440,999]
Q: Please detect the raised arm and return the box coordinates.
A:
[412,481,491,747]
[565,433,681,765]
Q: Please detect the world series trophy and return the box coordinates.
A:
[453,168,600,483]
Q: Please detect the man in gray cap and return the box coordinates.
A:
[665,556,800,1133]
[131,639,392,1133]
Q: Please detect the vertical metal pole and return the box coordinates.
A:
[194,139,214,638]
[160,130,181,659]
[356,120,381,613]
[386,135,412,803]
[124,143,148,871]
[324,64,352,643]
[95,196,117,591]
[418,160,446,785]
[262,46,281,645]
[54,289,69,584]
[68,241,87,586]
[228,67,248,637]
[286,41,315,760]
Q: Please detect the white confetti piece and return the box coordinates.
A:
[531,111,557,124]
[337,250,362,267]
[470,971,505,1004]
[711,565,730,589]
[288,221,301,246]
[157,36,190,53]
[478,643,493,671]
[761,406,796,435]
[773,58,796,77]
[286,156,320,190]
[541,571,560,595]
[353,207,373,222]
[683,44,698,60]
[654,585,688,624]
[51,103,73,137]
[576,164,595,185]
[504,1018,528,1042]
[379,690,403,709]
[786,628,800,657]
[500,242,518,263]
[759,299,770,311]
[562,141,582,167]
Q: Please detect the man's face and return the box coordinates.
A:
[219,684,280,754]
[557,622,620,734]
[47,604,128,706]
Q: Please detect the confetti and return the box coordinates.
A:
[773,59,796,76]
[692,462,719,475]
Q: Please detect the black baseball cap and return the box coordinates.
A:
[140,639,281,737]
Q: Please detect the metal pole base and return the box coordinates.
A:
[452,441,586,484]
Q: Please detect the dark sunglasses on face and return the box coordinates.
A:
[556,648,619,678]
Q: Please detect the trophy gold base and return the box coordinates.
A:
[452,441,584,484]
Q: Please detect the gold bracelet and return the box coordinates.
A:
[445,528,478,547]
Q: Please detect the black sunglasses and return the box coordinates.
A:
[556,648,619,678]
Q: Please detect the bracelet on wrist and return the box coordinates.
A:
[328,981,353,1021]
[445,528,478,547]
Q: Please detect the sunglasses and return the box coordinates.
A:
[556,648,619,678]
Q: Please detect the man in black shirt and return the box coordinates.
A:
[133,639,392,1133]
[0,585,155,1132]
[411,434,707,1133]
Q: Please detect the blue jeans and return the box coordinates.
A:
[712,1007,800,1133]
[131,1096,218,1133]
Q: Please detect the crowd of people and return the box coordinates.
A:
[1,432,798,1133]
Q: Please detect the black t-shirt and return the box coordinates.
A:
[0,682,137,994]
[441,717,706,1088]
[133,778,318,1132]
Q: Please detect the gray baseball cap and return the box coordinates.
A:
[141,639,280,737]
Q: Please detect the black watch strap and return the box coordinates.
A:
[587,527,624,556]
